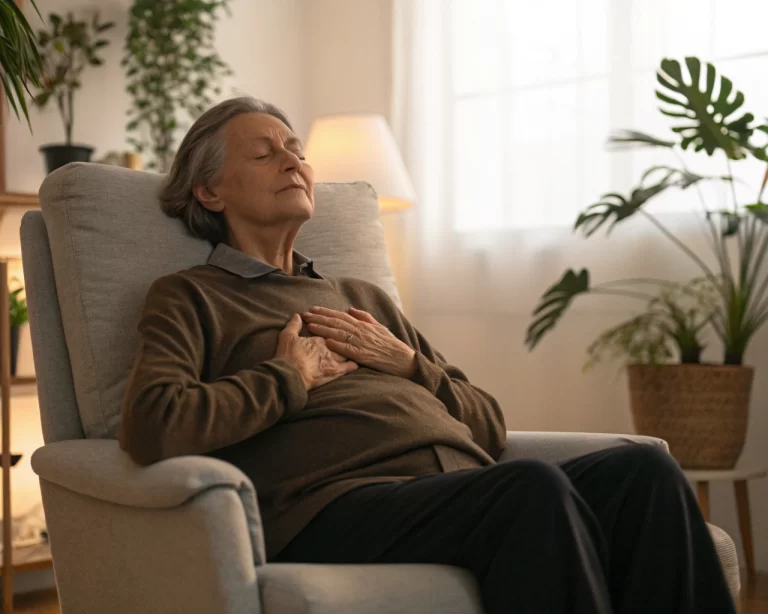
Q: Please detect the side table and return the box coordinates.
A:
[683,468,767,577]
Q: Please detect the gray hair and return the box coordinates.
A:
[160,96,294,244]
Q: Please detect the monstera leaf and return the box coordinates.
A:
[608,130,675,149]
[574,180,671,237]
[656,57,759,159]
[642,165,733,190]
[526,269,590,350]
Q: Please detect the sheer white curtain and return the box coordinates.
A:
[393,0,768,312]
[391,0,768,435]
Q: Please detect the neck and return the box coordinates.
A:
[228,225,298,275]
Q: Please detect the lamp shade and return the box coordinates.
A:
[306,114,416,212]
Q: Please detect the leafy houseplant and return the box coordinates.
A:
[32,11,115,173]
[0,0,43,127]
[526,57,768,469]
[9,285,28,376]
[122,0,233,172]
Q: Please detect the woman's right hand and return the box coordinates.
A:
[276,314,359,390]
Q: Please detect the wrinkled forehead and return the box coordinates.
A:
[225,112,297,145]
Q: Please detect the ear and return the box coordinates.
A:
[193,184,225,212]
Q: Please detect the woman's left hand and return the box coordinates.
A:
[301,306,417,378]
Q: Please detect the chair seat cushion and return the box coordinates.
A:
[258,563,484,614]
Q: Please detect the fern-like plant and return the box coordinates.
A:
[0,0,43,128]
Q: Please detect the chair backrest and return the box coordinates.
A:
[21,163,399,443]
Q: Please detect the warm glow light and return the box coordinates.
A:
[306,114,416,213]
[0,208,26,260]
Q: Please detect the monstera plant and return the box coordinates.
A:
[526,57,768,470]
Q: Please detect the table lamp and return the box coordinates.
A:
[305,114,416,212]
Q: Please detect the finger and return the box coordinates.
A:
[302,312,357,333]
[307,322,355,342]
[325,338,357,358]
[339,360,359,374]
[280,314,303,337]
[310,306,359,326]
[328,350,348,363]
[349,307,378,325]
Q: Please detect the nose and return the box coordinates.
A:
[280,149,302,173]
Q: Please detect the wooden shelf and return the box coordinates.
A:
[0,193,39,208]
[10,376,36,386]
[0,542,53,576]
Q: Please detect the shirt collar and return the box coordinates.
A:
[207,243,322,279]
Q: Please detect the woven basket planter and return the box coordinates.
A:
[627,364,753,469]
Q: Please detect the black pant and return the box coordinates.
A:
[274,445,736,614]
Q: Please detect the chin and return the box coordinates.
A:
[284,193,314,219]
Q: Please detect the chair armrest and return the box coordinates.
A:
[498,431,669,464]
[31,438,265,564]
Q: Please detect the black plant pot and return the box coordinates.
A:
[10,325,19,376]
[40,144,94,174]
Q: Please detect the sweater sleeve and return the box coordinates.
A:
[408,337,507,460]
[346,279,507,460]
[119,274,308,465]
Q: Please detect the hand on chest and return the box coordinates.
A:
[212,285,354,374]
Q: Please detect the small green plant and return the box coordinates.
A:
[584,278,719,370]
[0,0,44,128]
[31,11,114,145]
[527,57,768,367]
[10,287,28,328]
[122,0,233,172]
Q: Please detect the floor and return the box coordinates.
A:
[9,573,768,612]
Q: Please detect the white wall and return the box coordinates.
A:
[7,0,306,192]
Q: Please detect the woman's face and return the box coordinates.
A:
[197,112,315,231]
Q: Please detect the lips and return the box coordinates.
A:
[277,184,305,193]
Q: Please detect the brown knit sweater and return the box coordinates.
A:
[119,249,507,559]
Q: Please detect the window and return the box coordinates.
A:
[449,0,768,231]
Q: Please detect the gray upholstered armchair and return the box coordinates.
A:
[21,164,740,613]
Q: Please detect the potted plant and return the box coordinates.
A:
[32,11,114,173]
[9,283,28,376]
[526,57,768,469]
[122,0,232,172]
[0,0,43,127]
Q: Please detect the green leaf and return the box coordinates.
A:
[608,129,675,149]
[745,203,768,223]
[575,180,670,237]
[0,0,44,128]
[641,165,732,190]
[526,269,590,350]
[33,91,51,106]
[656,57,756,159]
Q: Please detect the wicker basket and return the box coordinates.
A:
[627,364,753,469]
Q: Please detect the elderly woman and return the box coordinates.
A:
[120,97,735,614]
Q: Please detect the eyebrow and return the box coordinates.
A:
[251,136,303,148]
